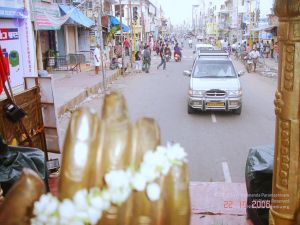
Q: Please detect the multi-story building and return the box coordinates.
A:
[111,0,163,42]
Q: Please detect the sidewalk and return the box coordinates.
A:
[52,68,121,117]
[263,58,278,72]
[190,182,249,225]
[257,57,278,78]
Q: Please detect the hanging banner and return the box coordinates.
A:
[0,0,24,18]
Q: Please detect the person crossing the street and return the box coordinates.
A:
[157,44,166,70]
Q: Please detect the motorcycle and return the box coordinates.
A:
[244,55,253,73]
[174,53,181,62]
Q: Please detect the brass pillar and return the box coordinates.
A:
[270,1,300,224]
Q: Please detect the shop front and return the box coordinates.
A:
[32,0,62,70]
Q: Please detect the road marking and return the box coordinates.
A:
[222,162,232,183]
[211,113,217,123]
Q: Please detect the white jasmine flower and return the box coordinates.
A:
[89,196,106,212]
[146,183,161,201]
[153,149,171,175]
[131,173,147,191]
[58,199,76,222]
[30,143,188,225]
[100,190,112,210]
[166,143,187,164]
[105,170,131,190]
[143,151,157,165]
[69,221,85,225]
[109,188,131,205]
[87,207,102,225]
[139,162,159,182]
[73,189,89,210]
[74,210,89,223]
[33,194,59,217]
[155,146,168,157]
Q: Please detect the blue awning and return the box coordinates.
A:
[59,4,95,28]
[108,15,130,32]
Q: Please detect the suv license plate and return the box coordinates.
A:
[207,102,225,107]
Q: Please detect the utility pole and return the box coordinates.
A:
[119,0,124,74]
[140,0,145,42]
[97,0,106,90]
[249,0,253,48]
[129,0,134,67]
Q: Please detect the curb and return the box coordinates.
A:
[56,69,121,117]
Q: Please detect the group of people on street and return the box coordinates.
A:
[93,33,183,75]
[134,44,151,73]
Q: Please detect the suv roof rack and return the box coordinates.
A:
[198,50,229,57]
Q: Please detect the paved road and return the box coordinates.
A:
[59,45,277,183]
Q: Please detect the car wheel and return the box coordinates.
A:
[188,104,196,114]
[233,105,242,115]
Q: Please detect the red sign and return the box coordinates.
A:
[0,28,19,41]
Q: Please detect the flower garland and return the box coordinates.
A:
[31,143,188,225]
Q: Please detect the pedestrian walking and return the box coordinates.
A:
[135,51,142,73]
[264,41,270,58]
[157,44,166,70]
[142,45,151,73]
[271,39,274,58]
[259,40,264,57]
[93,44,101,75]
[123,38,130,56]
[274,42,279,63]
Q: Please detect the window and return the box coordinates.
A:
[115,5,124,17]
[193,61,237,78]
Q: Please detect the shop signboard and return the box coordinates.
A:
[32,1,63,30]
[0,0,24,18]
[0,7,36,88]
[0,27,24,87]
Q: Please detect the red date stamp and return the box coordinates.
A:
[223,200,271,209]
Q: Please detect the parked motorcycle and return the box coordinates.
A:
[174,53,181,62]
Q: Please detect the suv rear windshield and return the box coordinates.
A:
[193,60,237,78]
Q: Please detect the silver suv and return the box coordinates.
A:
[184,50,243,115]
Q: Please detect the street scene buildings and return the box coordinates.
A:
[1,0,300,225]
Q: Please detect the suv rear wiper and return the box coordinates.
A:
[199,75,219,78]
[221,76,236,78]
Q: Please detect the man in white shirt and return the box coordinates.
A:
[93,44,101,75]
[249,48,260,72]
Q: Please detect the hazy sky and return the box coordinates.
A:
[159,0,274,25]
